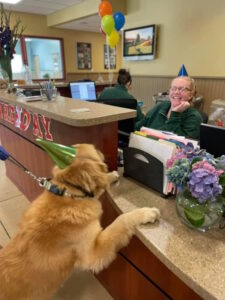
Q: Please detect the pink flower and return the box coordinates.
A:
[166,151,186,169]
[192,161,224,177]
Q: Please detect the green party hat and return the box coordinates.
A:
[36,139,76,169]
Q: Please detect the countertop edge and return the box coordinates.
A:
[0,93,136,127]
[106,189,216,300]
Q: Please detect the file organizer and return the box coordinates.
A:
[123,147,164,194]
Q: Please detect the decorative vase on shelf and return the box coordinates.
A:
[0,3,25,93]
[176,188,224,232]
[0,54,15,93]
[0,54,12,82]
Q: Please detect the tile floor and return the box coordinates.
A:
[0,161,112,300]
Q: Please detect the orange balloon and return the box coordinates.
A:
[98,1,112,18]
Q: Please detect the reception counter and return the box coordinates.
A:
[97,170,225,300]
[1,91,224,300]
[0,91,135,200]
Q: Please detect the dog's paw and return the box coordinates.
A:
[108,171,120,184]
[138,207,160,224]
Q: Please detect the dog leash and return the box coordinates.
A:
[0,146,94,199]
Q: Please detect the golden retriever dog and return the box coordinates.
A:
[0,144,160,300]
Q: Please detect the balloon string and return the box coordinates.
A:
[106,42,111,71]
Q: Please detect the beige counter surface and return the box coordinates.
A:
[0,91,136,127]
[109,171,225,300]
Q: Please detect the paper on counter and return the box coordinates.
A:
[140,127,198,148]
[129,133,176,194]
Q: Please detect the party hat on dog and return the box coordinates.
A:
[36,139,76,169]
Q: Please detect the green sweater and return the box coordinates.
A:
[98,84,144,122]
[135,101,202,139]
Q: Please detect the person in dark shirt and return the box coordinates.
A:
[136,76,202,139]
[98,69,144,122]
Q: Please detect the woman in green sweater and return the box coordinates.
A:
[98,69,144,122]
[136,76,202,139]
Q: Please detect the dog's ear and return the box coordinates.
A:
[55,159,109,195]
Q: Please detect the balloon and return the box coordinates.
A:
[107,30,120,48]
[99,25,106,36]
[98,1,112,18]
[113,12,125,31]
[101,15,115,36]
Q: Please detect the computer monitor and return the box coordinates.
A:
[69,81,97,101]
[200,123,225,157]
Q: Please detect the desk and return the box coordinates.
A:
[0,91,135,201]
[16,81,116,98]
[96,169,225,300]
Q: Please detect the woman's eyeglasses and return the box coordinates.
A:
[170,86,191,93]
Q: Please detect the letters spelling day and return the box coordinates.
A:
[0,101,53,141]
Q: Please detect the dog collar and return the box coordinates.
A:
[41,179,94,199]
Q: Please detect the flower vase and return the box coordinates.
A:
[176,188,224,232]
[0,55,15,93]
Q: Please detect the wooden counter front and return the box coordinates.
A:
[0,92,135,201]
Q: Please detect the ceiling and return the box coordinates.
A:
[4,0,101,32]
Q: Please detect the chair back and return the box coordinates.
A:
[98,98,137,146]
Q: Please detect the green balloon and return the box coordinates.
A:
[36,139,76,169]
[101,15,115,35]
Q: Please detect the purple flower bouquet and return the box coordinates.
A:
[166,146,225,231]
[0,4,25,87]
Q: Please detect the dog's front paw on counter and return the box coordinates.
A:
[108,170,120,184]
[138,207,160,224]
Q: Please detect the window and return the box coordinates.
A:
[12,36,65,81]
[11,40,23,80]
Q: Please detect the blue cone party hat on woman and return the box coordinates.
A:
[178,64,188,76]
[36,139,76,169]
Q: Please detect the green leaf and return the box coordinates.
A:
[219,174,225,187]
[190,157,201,169]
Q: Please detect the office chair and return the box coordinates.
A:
[98,98,137,166]
[193,96,208,124]
[199,111,208,124]
[98,98,137,147]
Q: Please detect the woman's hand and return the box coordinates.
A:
[171,101,190,113]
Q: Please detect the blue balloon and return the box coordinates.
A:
[113,12,125,31]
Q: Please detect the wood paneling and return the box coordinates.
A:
[0,125,53,201]
[0,117,118,200]
[0,116,118,173]
[97,252,169,300]
[131,75,225,114]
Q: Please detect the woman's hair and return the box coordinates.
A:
[117,69,132,85]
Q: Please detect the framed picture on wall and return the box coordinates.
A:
[104,45,116,69]
[77,42,92,69]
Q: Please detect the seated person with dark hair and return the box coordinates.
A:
[136,76,202,139]
[98,69,144,122]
